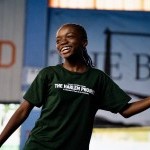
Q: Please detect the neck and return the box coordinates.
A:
[62,60,88,73]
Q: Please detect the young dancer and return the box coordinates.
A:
[0,23,150,150]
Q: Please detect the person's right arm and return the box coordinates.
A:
[0,100,34,147]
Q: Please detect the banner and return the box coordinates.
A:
[48,8,150,126]
[0,0,25,103]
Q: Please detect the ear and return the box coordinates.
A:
[82,40,88,48]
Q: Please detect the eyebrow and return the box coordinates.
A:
[56,32,77,38]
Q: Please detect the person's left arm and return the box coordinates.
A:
[119,97,150,118]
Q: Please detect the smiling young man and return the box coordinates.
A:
[0,23,150,150]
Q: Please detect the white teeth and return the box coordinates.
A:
[61,46,70,51]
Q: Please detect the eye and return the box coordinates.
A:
[66,33,76,39]
[67,35,74,38]
[56,39,60,44]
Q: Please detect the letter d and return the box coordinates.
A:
[0,40,16,68]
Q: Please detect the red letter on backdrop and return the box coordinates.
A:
[0,40,16,68]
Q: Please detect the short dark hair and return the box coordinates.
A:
[60,23,88,40]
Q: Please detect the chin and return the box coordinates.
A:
[61,52,74,58]
[61,54,71,59]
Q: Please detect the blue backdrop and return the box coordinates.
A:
[47,8,150,126]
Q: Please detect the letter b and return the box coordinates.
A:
[135,53,150,80]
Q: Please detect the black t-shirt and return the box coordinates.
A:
[23,65,131,150]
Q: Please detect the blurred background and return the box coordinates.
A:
[0,0,150,149]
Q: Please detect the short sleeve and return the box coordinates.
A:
[23,68,48,107]
[97,72,131,113]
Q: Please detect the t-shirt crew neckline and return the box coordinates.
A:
[57,64,91,75]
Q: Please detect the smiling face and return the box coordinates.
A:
[56,24,87,59]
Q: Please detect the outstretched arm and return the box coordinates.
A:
[119,97,150,118]
[0,100,34,147]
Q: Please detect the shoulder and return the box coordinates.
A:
[39,65,59,73]
[89,67,108,77]
[90,67,114,84]
[37,65,59,79]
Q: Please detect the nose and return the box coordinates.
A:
[60,37,68,45]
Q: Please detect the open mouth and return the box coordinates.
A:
[61,46,71,54]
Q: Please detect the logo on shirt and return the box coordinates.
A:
[54,83,95,95]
